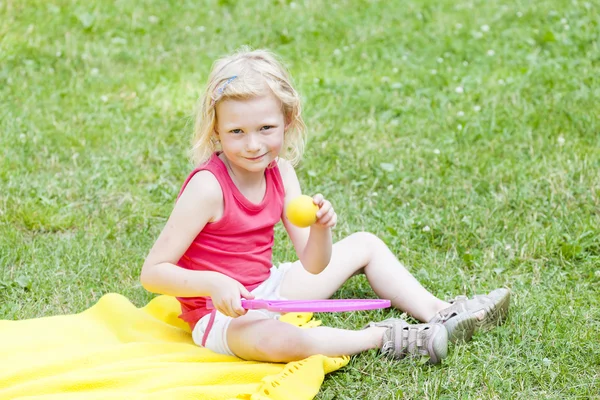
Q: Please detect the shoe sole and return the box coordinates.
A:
[426,323,448,364]
[476,288,511,331]
[445,311,477,344]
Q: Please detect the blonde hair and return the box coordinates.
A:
[191,48,306,166]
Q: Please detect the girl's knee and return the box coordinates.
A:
[348,231,386,252]
[254,326,312,361]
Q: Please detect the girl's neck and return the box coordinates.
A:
[220,154,265,190]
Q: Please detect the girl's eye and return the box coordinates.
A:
[261,125,273,131]
[230,129,243,134]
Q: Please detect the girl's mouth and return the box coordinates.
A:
[246,154,266,161]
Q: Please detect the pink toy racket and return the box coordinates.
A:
[206,299,391,312]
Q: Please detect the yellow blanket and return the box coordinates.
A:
[0,294,349,400]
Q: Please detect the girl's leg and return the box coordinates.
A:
[226,312,448,364]
[226,312,386,362]
[279,232,450,322]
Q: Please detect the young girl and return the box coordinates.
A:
[140,48,510,365]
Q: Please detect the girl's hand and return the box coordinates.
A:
[209,274,255,318]
[312,193,337,229]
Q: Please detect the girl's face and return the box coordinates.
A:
[215,90,285,175]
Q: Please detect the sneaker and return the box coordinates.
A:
[365,318,448,364]
[436,308,478,344]
[430,288,511,341]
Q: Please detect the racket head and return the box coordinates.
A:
[241,299,391,312]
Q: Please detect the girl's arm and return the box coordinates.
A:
[140,171,247,298]
[278,159,334,274]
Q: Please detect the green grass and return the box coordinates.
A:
[1,0,599,398]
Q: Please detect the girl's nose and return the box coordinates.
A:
[245,133,261,151]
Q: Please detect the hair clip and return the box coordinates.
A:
[211,75,237,106]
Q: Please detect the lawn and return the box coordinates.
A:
[1,0,599,398]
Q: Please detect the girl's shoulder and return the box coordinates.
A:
[180,169,223,205]
[178,153,224,200]
[275,158,300,194]
[276,157,295,177]
[173,169,223,227]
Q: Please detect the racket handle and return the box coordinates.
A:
[206,299,266,310]
[241,300,270,310]
[206,299,215,309]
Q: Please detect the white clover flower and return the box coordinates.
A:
[197,26,206,32]
[561,18,568,24]
[517,11,523,17]
[564,25,570,30]
[433,149,441,154]
[455,86,464,93]
[481,24,490,32]
[558,135,566,146]
[457,111,465,117]
[431,69,437,75]
[473,105,481,112]
[333,48,341,56]
[148,15,159,24]
[437,57,444,63]
[392,67,398,73]
[90,68,99,76]
[423,226,431,232]
[455,23,463,29]
[498,79,505,85]
[463,61,469,66]
[487,49,495,56]
[101,95,109,102]
[457,124,463,130]
[56,51,62,57]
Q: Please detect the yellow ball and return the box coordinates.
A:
[286,195,319,227]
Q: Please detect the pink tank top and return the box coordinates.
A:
[175,152,285,329]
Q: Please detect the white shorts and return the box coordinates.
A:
[191,263,292,356]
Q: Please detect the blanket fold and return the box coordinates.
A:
[0,294,348,400]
